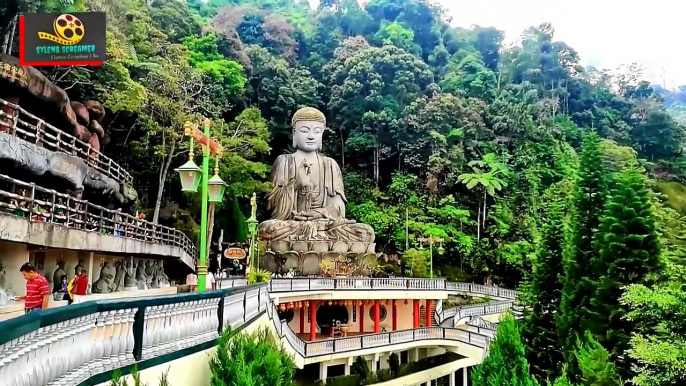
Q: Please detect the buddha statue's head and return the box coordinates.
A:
[291,107,325,153]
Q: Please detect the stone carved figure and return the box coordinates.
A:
[144,261,154,287]
[52,261,66,293]
[113,260,126,291]
[156,260,170,286]
[74,260,84,277]
[92,273,115,294]
[149,261,160,288]
[135,261,148,290]
[258,107,374,248]
[123,262,137,290]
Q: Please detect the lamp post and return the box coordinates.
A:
[246,192,258,273]
[175,119,226,292]
[417,236,444,278]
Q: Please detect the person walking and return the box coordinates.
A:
[69,269,88,304]
[16,263,50,313]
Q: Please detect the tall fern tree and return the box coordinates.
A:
[522,182,569,381]
[589,165,663,379]
[559,132,609,381]
[473,314,539,386]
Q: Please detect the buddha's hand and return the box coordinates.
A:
[295,159,313,191]
[292,210,325,221]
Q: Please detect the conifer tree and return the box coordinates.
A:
[550,367,574,386]
[589,166,662,379]
[522,182,569,381]
[473,314,539,386]
[559,132,609,379]
[576,332,622,386]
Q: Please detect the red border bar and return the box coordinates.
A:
[19,16,102,67]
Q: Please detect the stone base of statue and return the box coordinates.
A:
[123,286,138,292]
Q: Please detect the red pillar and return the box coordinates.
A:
[392,301,397,331]
[374,300,381,333]
[413,299,419,328]
[426,300,433,327]
[309,300,317,341]
[359,303,364,333]
[299,306,305,334]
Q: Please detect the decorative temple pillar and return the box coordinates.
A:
[425,299,433,327]
[309,300,317,341]
[392,300,397,331]
[373,300,380,333]
[359,302,365,333]
[300,306,305,334]
[413,300,420,328]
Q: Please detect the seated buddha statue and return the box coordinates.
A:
[258,107,375,246]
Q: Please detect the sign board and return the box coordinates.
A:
[187,126,223,156]
[20,13,107,66]
[224,247,246,259]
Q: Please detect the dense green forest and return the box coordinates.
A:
[2,0,686,384]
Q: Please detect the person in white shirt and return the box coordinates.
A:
[206,271,216,291]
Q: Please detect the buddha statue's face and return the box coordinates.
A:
[293,120,324,153]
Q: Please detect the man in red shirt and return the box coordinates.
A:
[16,262,51,313]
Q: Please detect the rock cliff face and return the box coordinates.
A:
[0,133,136,211]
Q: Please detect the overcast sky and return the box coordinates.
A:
[309,0,683,88]
[445,0,682,88]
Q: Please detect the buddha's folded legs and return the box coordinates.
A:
[259,219,374,243]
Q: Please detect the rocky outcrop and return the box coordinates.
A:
[0,133,136,210]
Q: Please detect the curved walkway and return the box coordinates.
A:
[259,278,513,367]
[0,279,510,385]
[0,173,197,267]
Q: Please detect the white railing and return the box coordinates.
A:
[0,284,268,386]
[269,277,451,292]
[217,278,249,289]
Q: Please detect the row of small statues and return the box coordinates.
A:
[93,260,170,293]
[48,259,170,294]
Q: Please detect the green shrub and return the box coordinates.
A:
[351,356,371,380]
[388,353,400,376]
[376,369,392,382]
[325,374,360,386]
[210,327,295,386]
[109,366,170,386]
[247,268,272,284]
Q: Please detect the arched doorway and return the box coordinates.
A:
[316,304,349,335]
[277,309,294,323]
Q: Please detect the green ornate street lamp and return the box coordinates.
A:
[175,119,226,292]
[418,236,444,279]
[246,192,259,271]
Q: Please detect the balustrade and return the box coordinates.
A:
[0,98,132,185]
[268,277,453,292]
[0,173,197,259]
[0,284,267,386]
[0,280,510,384]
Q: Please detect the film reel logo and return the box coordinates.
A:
[38,14,84,46]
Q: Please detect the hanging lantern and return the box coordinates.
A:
[207,173,227,203]
[296,302,302,309]
[174,159,201,193]
[328,300,332,306]
[304,302,309,308]
[404,299,408,305]
[279,304,285,312]
[288,302,293,309]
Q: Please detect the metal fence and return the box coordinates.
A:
[0,173,197,259]
[0,98,133,184]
